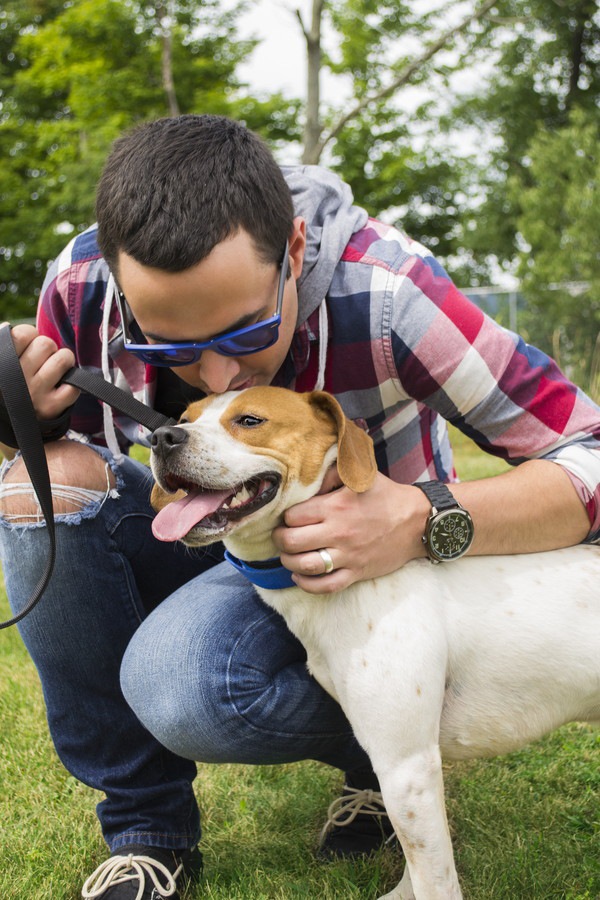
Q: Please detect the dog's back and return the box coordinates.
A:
[266,545,600,767]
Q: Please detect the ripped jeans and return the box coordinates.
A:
[0,442,368,854]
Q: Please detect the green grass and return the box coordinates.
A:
[0,436,598,899]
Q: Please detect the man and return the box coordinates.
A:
[1,114,599,900]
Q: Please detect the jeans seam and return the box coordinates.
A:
[110,829,198,852]
[225,607,353,741]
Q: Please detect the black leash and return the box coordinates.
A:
[59,367,175,434]
[0,324,175,629]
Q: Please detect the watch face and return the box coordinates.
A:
[429,509,474,561]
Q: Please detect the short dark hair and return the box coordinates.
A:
[95,115,294,274]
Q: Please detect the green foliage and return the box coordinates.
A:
[0,0,297,317]
[514,107,600,390]
[2,0,600,388]
[314,0,504,273]
[451,0,600,276]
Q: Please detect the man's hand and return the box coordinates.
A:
[272,473,429,594]
[7,324,79,419]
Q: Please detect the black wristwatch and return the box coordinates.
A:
[413,480,474,563]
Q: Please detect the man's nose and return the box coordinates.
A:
[196,350,241,393]
[151,425,188,460]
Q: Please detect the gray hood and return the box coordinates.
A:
[282,165,368,325]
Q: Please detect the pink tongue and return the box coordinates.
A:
[152,489,233,542]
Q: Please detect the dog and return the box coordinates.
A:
[149,386,600,900]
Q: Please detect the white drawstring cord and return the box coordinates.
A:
[314,298,328,391]
[101,274,124,464]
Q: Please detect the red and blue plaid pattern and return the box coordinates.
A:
[37,218,600,540]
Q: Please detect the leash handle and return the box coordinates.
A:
[0,324,175,629]
[0,324,56,629]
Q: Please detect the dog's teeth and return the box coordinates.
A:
[230,486,251,509]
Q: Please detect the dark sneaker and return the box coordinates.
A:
[317,781,398,859]
[81,844,203,899]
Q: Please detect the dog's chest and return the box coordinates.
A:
[260,580,402,703]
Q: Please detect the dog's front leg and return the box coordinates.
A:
[375,747,462,900]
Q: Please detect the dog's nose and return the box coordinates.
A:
[151,425,189,458]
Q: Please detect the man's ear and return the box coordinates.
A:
[309,391,377,493]
[288,217,307,281]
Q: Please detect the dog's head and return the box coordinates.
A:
[150,386,376,549]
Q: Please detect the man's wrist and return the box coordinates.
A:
[413,480,475,563]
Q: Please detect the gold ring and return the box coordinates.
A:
[318,548,334,575]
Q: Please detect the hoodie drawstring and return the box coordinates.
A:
[314,299,328,391]
[100,275,124,464]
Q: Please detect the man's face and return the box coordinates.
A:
[117,221,305,395]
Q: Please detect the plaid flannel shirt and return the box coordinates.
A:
[36,219,600,541]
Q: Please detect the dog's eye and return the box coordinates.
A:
[179,416,189,424]
[235,415,265,428]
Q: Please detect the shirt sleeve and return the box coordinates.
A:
[389,252,600,541]
[0,255,78,448]
[35,239,112,445]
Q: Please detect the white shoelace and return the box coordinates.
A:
[81,852,183,900]
[318,786,392,846]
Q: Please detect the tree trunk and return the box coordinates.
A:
[299,0,498,165]
[299,0,325,165]
[156,1,180,117]
[565,1,595,111]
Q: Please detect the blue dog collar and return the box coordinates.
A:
[224,550,296,590]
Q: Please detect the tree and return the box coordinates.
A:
[514,108,600,391]
[289,1,504,277]
[451,0,600,279]
[0,0,298,318]
[297,0,498,166]
[290,0,600,291]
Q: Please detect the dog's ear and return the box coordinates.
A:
[151,483,186,512]
[309,391,377,493]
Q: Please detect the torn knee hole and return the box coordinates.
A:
[0,462,117,523]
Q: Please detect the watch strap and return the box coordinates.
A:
[413,480,460,513]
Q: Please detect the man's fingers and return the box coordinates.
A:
[291,568,352,595]
[6,327,79,418]
[5,322,39,354]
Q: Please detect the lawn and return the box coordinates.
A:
[0,434,598,899]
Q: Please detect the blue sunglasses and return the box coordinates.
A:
[116,241,289,367]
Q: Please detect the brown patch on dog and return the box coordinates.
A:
[215,387,377,493]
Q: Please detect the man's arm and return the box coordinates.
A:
[273,458,591,594]
[274,249,600,593]
[451,458,590,554]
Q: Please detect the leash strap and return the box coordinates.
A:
[0,325,57,629]
[0,324,174,629]
[59,367,175,434]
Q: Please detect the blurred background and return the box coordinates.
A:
[1,0,599,393]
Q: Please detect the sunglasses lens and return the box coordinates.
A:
[217,322,279,356]
[136,347,200,366]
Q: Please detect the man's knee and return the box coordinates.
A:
[0,440,117,523]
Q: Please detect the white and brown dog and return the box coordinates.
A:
[150,386,600,900]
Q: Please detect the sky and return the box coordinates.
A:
[235,1,316,99]
[233,0,479,101]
